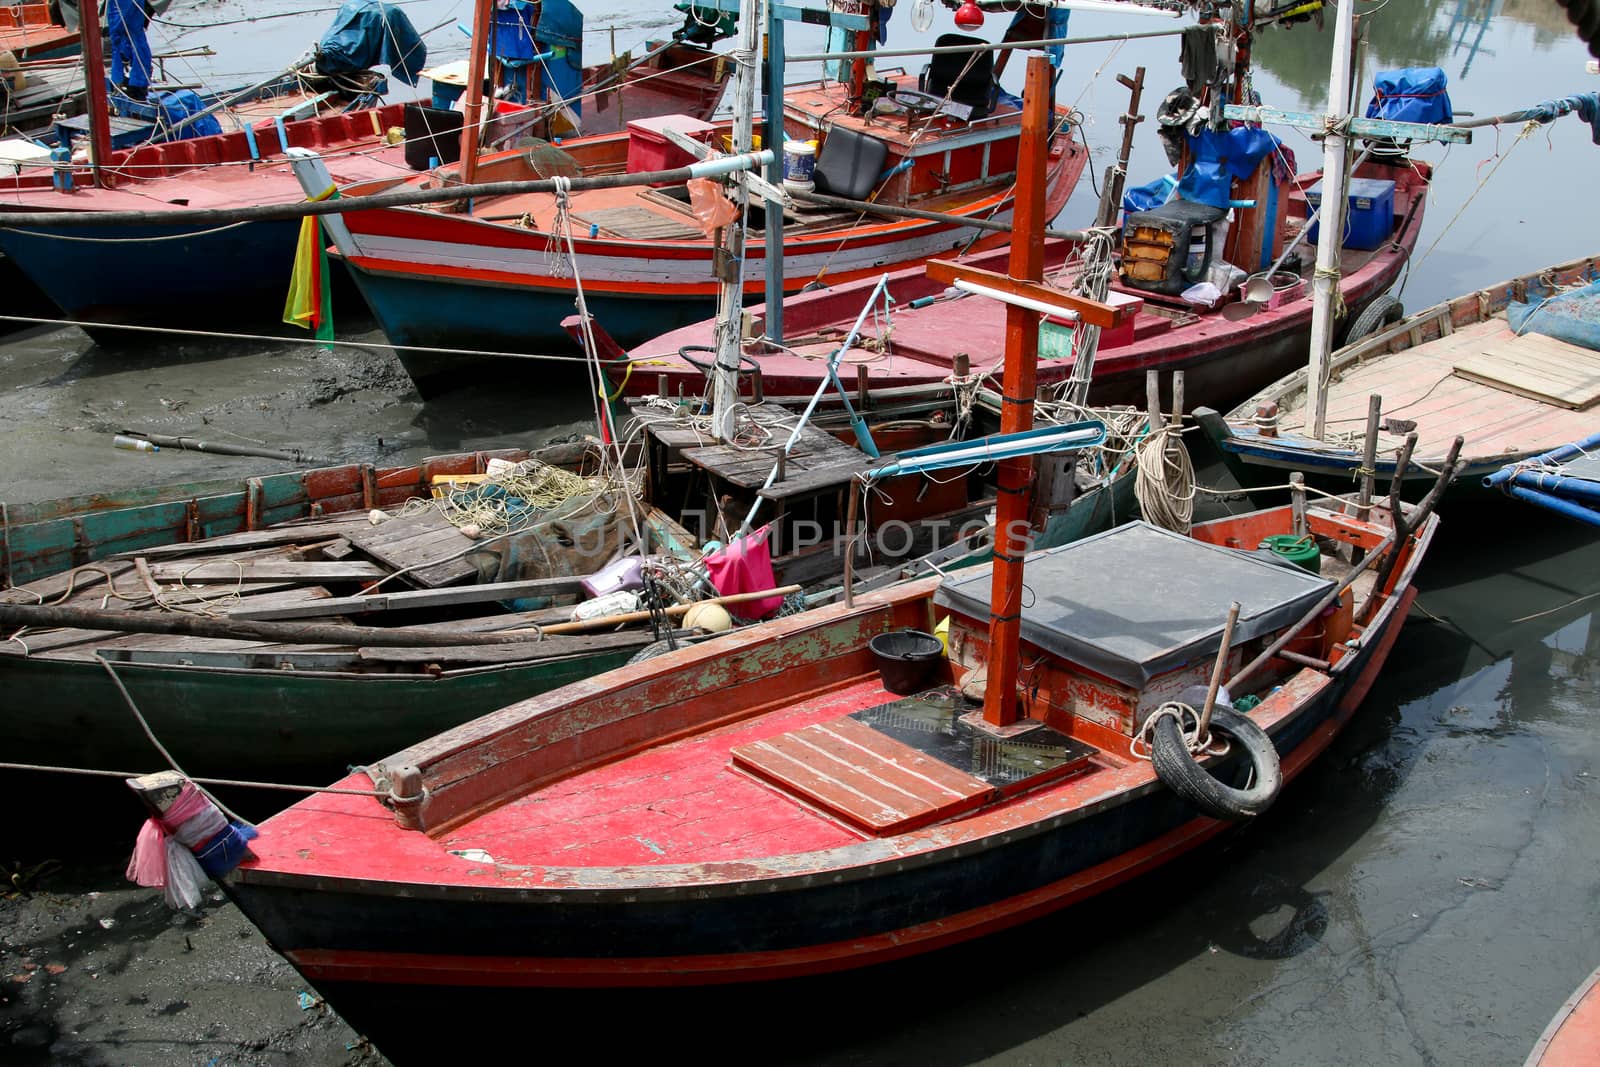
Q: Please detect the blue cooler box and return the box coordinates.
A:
[1305,177,1396,251]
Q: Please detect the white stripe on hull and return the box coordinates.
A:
[345,210,1017,290]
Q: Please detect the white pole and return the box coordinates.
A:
[1306,0,1356,442]
[711,0,764,442]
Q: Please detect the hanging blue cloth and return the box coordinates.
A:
[1176,125,1283,209]
[1366,68,1453,125]
[317,0,427,87]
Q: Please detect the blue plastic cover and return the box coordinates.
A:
[1123,173,1177,214]
[1508,278,1600,352]
[1366,67,1452,125]
[317,0,427,87]
[152,89,220,138]
[1176,125,1283,209]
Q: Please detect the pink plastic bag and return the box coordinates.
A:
[702,525,784,619]
[686,177,738,237]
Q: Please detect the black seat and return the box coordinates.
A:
[403,103,465,170]
[813,126,889,201]
[918,34,997,121]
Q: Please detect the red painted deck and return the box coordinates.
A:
[1527,965,1600,1067]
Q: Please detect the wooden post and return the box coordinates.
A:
[857,364,870,411]
[77,0,114,188]
[953,352,970,378]
[1357,393,1382,520]
[1197,601,1241,739]
[1306,0,1358,441]
[1169,370,1186,432]
[1290,472,1307,537]
[1145,369,1165,432]
[981,57,1052,731]
[459,0,494,188]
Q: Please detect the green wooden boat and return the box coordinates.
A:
[0,394,1153,785]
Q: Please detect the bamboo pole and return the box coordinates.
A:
[1197,600,1241,738]
[0,601,534,647]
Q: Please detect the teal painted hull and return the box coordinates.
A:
[4,649,635,783]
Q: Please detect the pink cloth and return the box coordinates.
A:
[703,525,784,619]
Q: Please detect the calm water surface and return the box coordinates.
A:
[2,0,1598,1063]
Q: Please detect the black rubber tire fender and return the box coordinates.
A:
[1151,705,1283,821]
[626,639,676,665]
[1340,293,1404,346]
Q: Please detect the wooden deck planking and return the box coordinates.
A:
[1278,315,1600,462]
[343,510,481,588]
[732,716,994,834]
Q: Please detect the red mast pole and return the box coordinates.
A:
[77,0,114,189]
[460,0,494,188]
[981,55,1050,729]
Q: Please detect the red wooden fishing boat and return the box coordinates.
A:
[0,16,730,337]
[618,160,1426,414]
[221,60,1440,1012]
[313,41,1088,397]
[1526,965,1600,1067]
[0,2,78,61]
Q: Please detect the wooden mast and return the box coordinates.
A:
[77,0,113,188]
[1305,0,1357,440]
[459,0,495,188]
[981,55,1051,730]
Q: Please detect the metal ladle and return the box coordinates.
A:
[1242,146,1374,305]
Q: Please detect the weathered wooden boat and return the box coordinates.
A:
[1526,964,1600,1067]
[1194,254,1600,497]
[0,8,732,338]
[311,56,1087,397]
[216,60,1441,1010]
[219,477,1438,995]
[620,162,1425,415]
[0,442,725,782]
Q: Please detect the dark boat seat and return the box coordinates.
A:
[813,126,890,201]
[918,33,998,121]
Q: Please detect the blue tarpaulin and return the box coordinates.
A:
[317,0,426,86]
[1508,278,1600,351]
[1176,125,1283,209]
[1366,68,1453,125]
[152,89,220,138]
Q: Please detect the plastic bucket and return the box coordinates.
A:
[868,630,944,695]
[1241,271,1304,310]
[1258,534,1321,574]
[782,140,816,191]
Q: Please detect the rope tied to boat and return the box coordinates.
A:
[1133,424,1194,534]
[1129,700,1228,761]
[545,174,575,280]
[1312,265,1348,321]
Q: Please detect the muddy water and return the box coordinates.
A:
[4,0,1600,1063]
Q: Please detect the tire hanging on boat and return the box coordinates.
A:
[1340,293,1404,346]
[1151,705,1283,821]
